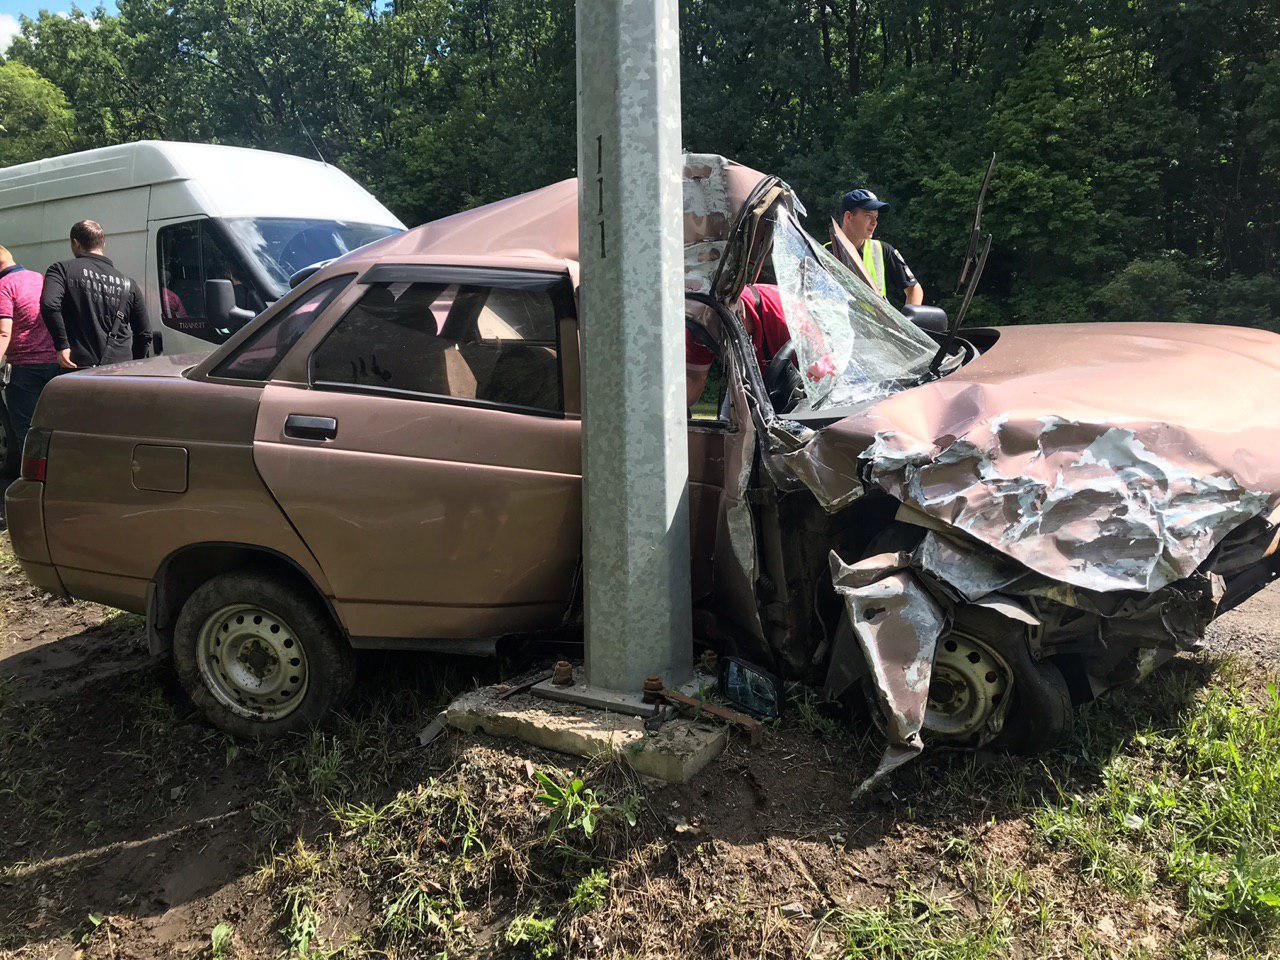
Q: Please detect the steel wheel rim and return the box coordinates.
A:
[925,630,1012,743]
[195,603,308,721]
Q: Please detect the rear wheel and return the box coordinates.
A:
[172,571,355,739]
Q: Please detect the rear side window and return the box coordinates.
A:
[310,280,562,414]
[213,275,351,381]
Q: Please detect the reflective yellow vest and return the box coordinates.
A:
[860,239,887,298]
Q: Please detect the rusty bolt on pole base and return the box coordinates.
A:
[552,660,574,686]
[642,675,665,704]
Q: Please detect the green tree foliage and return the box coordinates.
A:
[4,0,1278,327]
[0,61,74,166]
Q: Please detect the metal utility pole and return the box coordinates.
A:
[574,0,692,694]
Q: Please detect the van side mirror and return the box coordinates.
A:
[902,304,948,334]
[206,279,256,332]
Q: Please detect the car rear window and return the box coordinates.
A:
[212,275,351,382]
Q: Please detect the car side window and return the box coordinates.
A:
[310,280,563,414]
[689,353,729,423]
[212,275,352,382]
[157,220,261,343]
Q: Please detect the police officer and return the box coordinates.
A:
[833,188,923,307]
[41,219,152,370]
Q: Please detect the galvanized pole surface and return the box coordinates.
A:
[575,0,692,693]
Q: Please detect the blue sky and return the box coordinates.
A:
[0,0,116,16]
[1,0,118,54]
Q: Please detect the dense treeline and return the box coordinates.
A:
[2,0,1278,327]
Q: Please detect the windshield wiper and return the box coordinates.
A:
[930,154,996,375]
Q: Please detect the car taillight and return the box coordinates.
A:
[21,428,50,482]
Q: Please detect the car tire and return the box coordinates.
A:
[854,524,1073,754]
[943,605,1073,754]
[172,570,355,739]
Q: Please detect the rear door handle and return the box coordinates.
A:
[284,414,338,442]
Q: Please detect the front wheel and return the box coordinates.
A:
[172,571,355,739]
[924,606,1072,753]
[854,603,1073,754]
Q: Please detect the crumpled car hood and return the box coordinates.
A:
[815,321,1280,593]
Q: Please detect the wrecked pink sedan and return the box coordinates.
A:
[8,156,1280,782]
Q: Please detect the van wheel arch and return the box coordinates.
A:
[148,543,342,656]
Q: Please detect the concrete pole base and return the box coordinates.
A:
[443,684,728,783]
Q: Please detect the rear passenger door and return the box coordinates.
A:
[251,267,583,643]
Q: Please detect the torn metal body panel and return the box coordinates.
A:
[373,162,1280,783]
[829,549,946,794]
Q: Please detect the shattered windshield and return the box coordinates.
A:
[770,208,936,411]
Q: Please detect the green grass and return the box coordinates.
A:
[1034,672,1280,936]
[831,885,1011,959]
[0,678,68,837]
[788,688,847,740]
[380,883,461,944]
[567,867,609,914]
[210,921,233,959]
[503,912,556,959]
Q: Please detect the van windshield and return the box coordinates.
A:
[223,218,402,295]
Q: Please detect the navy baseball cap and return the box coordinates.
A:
[841,188,890,214]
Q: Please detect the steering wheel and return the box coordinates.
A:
[764,341,802,412]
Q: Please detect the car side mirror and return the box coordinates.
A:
[718,656,781,719]
[902,304,948,334]
[288,259,335,289]
[206,279,256,332]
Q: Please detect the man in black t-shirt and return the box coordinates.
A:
[41,220,152,369]
[830,188,924,307]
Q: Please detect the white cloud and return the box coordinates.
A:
[0,14,21,55]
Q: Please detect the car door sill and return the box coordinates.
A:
[347,635,498,656]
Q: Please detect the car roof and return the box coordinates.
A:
[308,154,770,287]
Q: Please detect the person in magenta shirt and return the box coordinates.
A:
[0,245,60,456]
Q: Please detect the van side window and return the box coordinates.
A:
[310,281,562,414]
[213,275,351,382]
[157,220,261,343]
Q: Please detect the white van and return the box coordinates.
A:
[0,141,406,357]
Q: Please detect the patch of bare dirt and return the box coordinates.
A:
[1206,580,1280,673]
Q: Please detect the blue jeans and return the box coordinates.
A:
[5,363,60,457]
